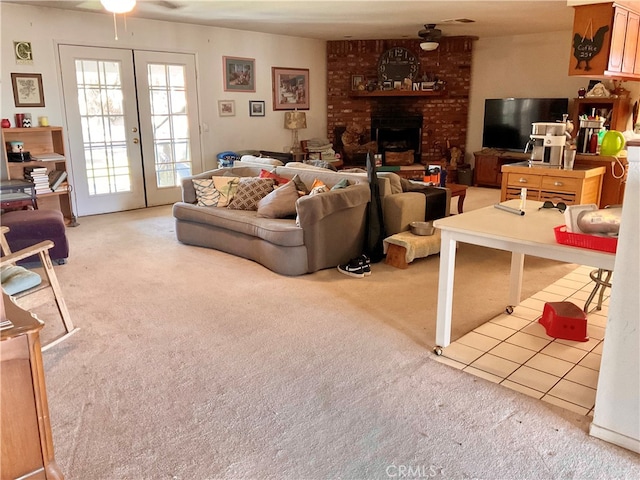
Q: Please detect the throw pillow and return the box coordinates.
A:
[192,178,220,207]
[228,178,275,211]
[259,169,290,185]
[256,180,299,218]
[331,178,349,190]
[291,174,309,196]
[309,179,329,196]
[212,176,240,207]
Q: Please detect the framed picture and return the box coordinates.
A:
[351,75,364,91]
[249,100,265,117]
[223,56,255,92]
[272,67,309,110]
[11,72,44,107]
[218,100,235,117]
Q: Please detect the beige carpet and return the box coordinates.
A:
[29,187,638,479]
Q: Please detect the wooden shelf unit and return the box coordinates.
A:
[571,96,631,133]
[2,127,74,224]
[473,150,529,188]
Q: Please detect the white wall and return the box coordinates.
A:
[467,30,640,165]
[1,3,327,172]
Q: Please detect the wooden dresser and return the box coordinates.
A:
[1,293,64,480]
[500,162,605,205]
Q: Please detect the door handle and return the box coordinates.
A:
[133,138,139,144]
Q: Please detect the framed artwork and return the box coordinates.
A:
[218,100,236,117]
[223,56,255,92]
[11,73,44,107]
[272,67,309,110]
[249,100,265,117]
[351,75,364,91]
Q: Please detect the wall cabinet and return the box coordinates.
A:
[473,150,528,188]
[569,2,640,80]
[500,162,605,206]
[2,127,75,225]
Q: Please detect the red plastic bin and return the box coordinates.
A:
[554,225,618,253]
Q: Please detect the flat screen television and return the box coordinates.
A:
[482,98,569,152]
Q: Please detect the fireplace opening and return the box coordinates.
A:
[371,114,423,165]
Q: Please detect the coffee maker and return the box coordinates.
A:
[525,122,566,166]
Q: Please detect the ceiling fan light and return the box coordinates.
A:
[420,41,439,51]
[101,0,136,14]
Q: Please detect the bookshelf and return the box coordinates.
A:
[2,126,75,225]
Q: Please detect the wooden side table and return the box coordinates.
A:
[446,183,468,214]
[1,293,64,480]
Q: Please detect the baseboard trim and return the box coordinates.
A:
[590,422,640,453]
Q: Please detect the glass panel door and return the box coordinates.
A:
[134,50,201,206]
[59,45,145,216]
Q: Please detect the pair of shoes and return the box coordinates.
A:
[337,254,371,278]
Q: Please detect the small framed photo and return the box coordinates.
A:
[218,100,235,117]
[351,75,364,91]
[382,80,392,90]
[223,56,255,92]
[249,100,265,117]
[393,80,402,90]
[272,67,309,110]
[11,72,45,107]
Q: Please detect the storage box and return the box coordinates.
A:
[539,301,588,342]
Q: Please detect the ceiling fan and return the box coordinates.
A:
[418,24,443,51]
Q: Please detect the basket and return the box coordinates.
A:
[553,225,618,253]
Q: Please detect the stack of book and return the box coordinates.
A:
[48,170,68,192]
[24,167,51,195]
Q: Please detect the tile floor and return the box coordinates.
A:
[434,265,609,416]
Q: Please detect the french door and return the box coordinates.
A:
[59,45,201,216]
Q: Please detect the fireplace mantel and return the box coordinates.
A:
[349,90,443,98]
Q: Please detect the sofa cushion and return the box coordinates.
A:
[228,177,275,211]
[212,177,240,207]
[256,180,299,218]
[173,203,304,247]
[291,174,309,195]
[192,178,219,207]
[259,169,290,185]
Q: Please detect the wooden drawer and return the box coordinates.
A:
[505,172,542,189]
[541,175,581,193]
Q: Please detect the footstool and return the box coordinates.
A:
[539,301,589,342]
[1,210,69,264]
[383,230,441,269]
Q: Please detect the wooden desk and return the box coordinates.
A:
[1,293,64,480]
[432,200,615,351]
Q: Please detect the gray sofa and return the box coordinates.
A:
[174,160,450,275]
[173,165,371,276]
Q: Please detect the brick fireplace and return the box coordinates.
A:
[327,38,475,165]
[371,113,423,165]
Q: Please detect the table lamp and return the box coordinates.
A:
[284,111,307,154]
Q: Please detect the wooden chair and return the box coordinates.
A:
[0,225,77,349]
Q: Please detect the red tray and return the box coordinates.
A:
[554,225,618,253]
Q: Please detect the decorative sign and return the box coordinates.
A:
[572,22,609,71]
[14,41,33,65]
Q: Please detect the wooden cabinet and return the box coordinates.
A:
[473,150,528,187]
[2,127,75,225]
[569,2,640,80]
[571,96,631,132]
[500,162,605,205]
[1,293,64,480]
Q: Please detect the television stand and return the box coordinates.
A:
[473,149,529,187]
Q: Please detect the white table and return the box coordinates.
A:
[432,199,616,351]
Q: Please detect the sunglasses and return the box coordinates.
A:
[538,201,567,213]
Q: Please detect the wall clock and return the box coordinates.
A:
[377,47,420,82]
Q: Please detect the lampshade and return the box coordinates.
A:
[420,41,439,51]
[101,0,136,13]
[284,111,307,130]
